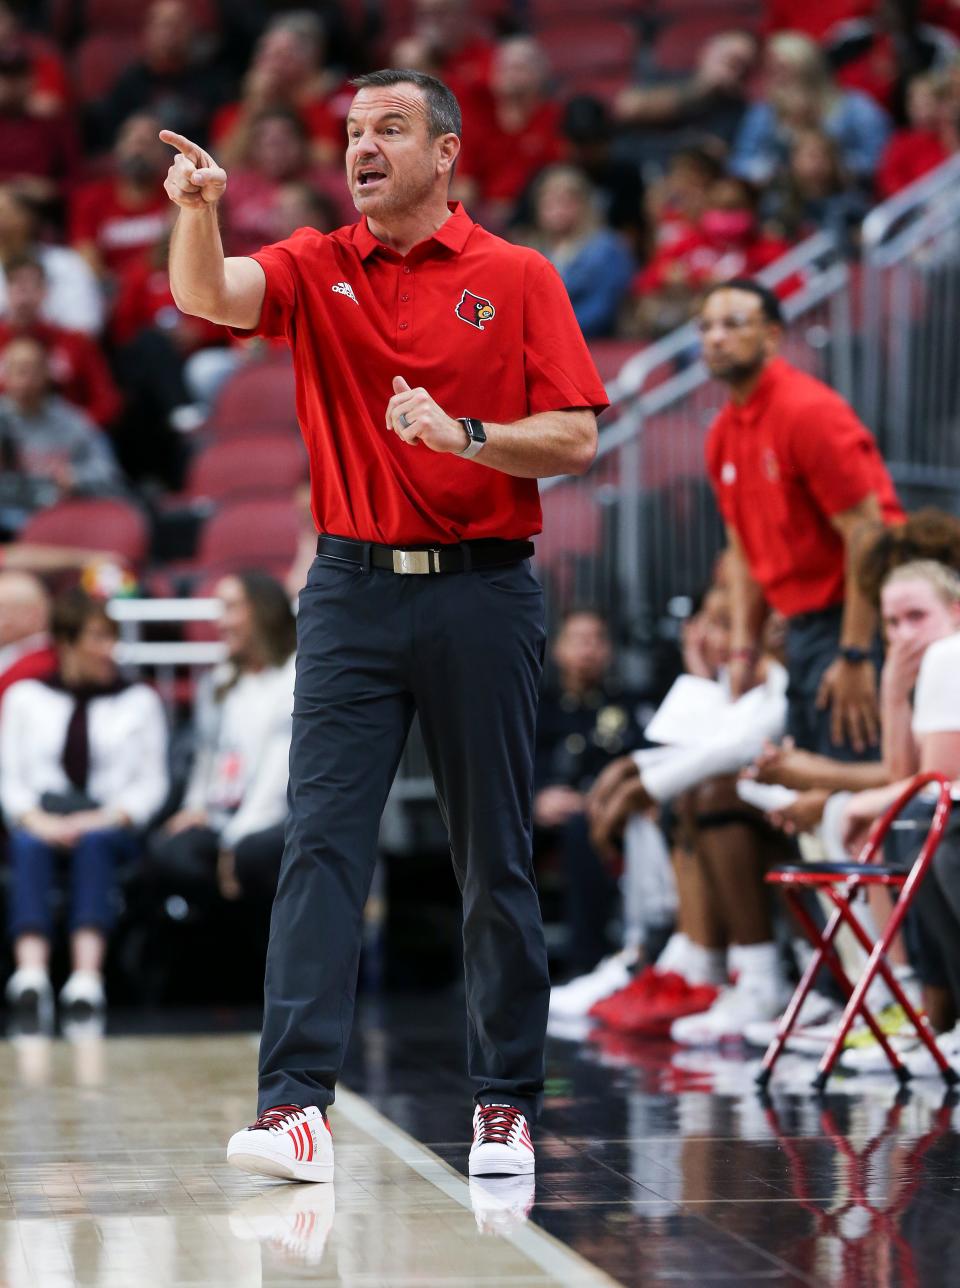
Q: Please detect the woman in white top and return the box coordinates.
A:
[1,588,168,1021]
[148,572,295,907]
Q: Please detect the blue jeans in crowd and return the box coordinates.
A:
[6,827,137,939]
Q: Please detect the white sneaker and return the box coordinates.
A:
[743,992,839,1049]
[6,967,53,1026]
[670,979,788,1047]
[841,1025,960,1077]
[229,1184,335,1266]
[468,1104,535,1176]
[59,971,105,1017]
[548,949,638,1020]
[227,1104,334,1182]
[470,1174,536,1235]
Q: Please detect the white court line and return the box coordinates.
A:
[335,1086,622,1288]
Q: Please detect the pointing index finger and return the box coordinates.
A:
[159,129,201,160]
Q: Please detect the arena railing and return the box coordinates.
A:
[859,153,960,496]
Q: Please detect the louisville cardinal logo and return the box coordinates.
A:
[456,289,496,330]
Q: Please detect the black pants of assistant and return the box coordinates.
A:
[257,555,550,1122]
[785,604,883,761]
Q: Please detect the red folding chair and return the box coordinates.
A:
[756,771,956,1091]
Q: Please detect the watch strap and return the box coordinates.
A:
[839,646,871,665]
[458,417,486,459]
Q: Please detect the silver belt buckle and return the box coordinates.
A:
[392,548,439,574]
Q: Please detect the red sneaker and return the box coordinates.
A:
[590,968,688,1026]
[589,966,663,1024]
[606,977,721,1038]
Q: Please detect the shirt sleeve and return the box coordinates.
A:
[522,256,609,416]
[0,682,42,823]
[228,229,315,340]
[104,687,170,826]
[913,637,960,735]
[785,392,883,517]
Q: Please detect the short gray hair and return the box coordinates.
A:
[349,68,461,139]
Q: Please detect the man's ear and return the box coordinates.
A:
[436,132,461,178]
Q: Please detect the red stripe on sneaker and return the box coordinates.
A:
[299,1123,313,1162]
[288,1126,302,1161]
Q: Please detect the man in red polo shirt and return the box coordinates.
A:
[160,68,605,1184]
[700,278,903,758]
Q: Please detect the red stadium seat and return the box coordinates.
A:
[196,497,300,574]
[81,0,216,31]
[536,20,638,78]
[184,437,308,503]
[589,339,645,389]
[205,361,299,440]
[530,0,638,18]
[18,498,151,566]
[72,33,141,103]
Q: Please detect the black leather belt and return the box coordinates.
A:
[316,534,534,574]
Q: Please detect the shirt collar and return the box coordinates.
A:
[353,202,474,262]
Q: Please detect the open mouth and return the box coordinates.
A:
[357,168,387,190]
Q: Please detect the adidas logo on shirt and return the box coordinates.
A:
[332,281,358,304]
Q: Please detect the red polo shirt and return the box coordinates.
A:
[705,358,903,617]
[236,202,608,545]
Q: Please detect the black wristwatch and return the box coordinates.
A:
[839,646,871,665]
[458,417,487,459]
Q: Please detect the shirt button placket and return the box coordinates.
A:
[398,263,413,349]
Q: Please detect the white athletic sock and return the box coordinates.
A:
[655,932,690,974]
[678,940,727,986]
[730,941,783,995]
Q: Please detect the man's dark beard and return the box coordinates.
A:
[707,352,766,386]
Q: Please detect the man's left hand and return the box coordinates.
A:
[816,657,879,753]
[386,376,468,454]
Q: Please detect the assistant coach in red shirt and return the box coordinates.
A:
[701,278,902,758]
[159,69,606,1183]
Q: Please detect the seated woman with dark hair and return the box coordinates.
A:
[1,588,168,1022]
[149,572,296,909]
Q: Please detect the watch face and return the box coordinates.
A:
[463,418,485,443]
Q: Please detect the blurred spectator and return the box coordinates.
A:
[0,186,104,334]
[629,178,792,338]
[534,608,649,976]
[0,337,123,525]
[221,108,348,256]
[828,0,960,121]
[0,42,79,206]
[210,13,344,167]
[731,32,891,185]
[110,237,224,487]
[91,0,231,150]
[614,31,758,152]
[412,0,495,98]
[520,165,634,339]
[0,0,71,118]
[558,96,647,257]
[1,588,168,1022]
[148,572,296,909]
[762,128,872,254]
[454,37,563,227]
[214,1,358,88]
[69,113,172,283]
[877,70,960,196]
[0,255,122,428]
[0,570,55,702]
[645,145,726,253]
